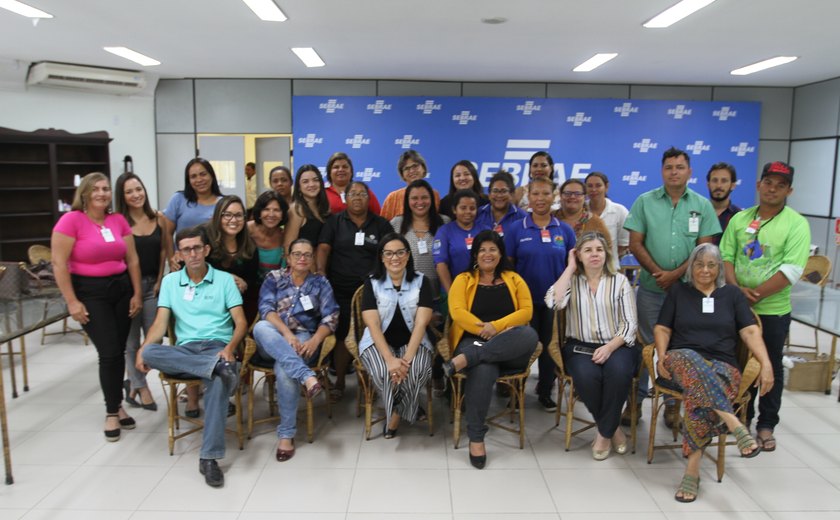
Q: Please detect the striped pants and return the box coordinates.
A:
[360,345,432,424]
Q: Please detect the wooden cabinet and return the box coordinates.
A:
[0,127,111,261]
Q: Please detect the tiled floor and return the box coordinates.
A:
[1,321,839,519]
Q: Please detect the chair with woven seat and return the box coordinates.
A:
[546,309,644,453]
[643,315,762,482]
[436,317,542,449]
[240,332,335,442]
[345,285,435,440]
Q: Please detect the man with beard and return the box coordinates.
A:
[707,162,741,245]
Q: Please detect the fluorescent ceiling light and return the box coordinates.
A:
[573,53,618,72]
[0,0,53,18]
[291,47,325,68]
[103,47,161,67]
[242,0,287,21]
[644,0,716,28]
[731,56,797,76]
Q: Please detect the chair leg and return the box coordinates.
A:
[305,392,315,443]
[629,378,638,454]
[247,378,255,440]
[452,379,462,449]
[516,382,526,449]
[427,383,434,437]
[647,392,660,464]
[19,336,28,392]
[6,341,17,399]
[564,392,574,452]
[554,375,563,427]
[167,382,177,456]
[716,433,726,482]
[235,385,244,450]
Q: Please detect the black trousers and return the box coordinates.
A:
[72,273,133,413]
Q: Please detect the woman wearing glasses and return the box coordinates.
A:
[253,238,339,461]
[545,232,638,461]
[379,150,441,221]
[555,179,611,242]
[358,233,435,438]
[475,170,526,239]
[317,181,394,400]
[506,177,577,411]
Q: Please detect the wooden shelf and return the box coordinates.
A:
[0,237,51,244]
[0,160,50,165]
[0,212,53,218]
[0,186,50,191]
[57,161,108,166]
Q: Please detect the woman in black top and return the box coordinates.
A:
[655,243,774,502]
[316,181,394,400]
[438,160,486,219]
[284,165,330,254]
[115,172,167,411]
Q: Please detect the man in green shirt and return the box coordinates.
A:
[622,147,721,426]
[720,161,810,452]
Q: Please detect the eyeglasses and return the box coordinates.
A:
[181,245,206,256]
[346,191,369,199]
[692,261,719,271]
[490,188,510,195]
[382,248,409,259]
[221,212,245,221]
[561,191,585,198]
[402,163,423,173]
[289,251,313,260]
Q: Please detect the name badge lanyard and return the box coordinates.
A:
[746,207,778,246]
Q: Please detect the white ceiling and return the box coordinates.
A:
[1,0,839,88]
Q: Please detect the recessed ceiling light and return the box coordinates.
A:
[481,17,507,25]
[103,47,161,67]
[0,0,53,18]
[242,0,287,21]
[573,53,618,72]
[291,47,325,68]
[731,56,797,76]
[643,0,716,28]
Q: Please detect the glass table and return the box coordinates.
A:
[0,273,69,485]
[789,281,840,398]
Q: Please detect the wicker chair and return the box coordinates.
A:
[546,309,644,453]
[643,314,762,482]
[788,255,833,353]
[240,331,335,442]
[345,285,435,440]
[436,316,542,449]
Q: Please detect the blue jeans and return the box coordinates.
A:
[635,286,667,401]
[252,321,317,439]
[142,340,236,459]
[747,313,791,432]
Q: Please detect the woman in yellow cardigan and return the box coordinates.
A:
[443,229,538,469]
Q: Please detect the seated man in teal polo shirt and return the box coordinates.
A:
[136,226,247,488]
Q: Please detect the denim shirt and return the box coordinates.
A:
[258,268,339,334]
[359,271,433,355]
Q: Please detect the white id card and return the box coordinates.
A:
[300,294,314,311]
[354,231,365,246]
[702,297,714,313]
[688,216,700,233]
[100,227,115,243]
[417,240,429,255]
[340,191,346,203]
[183,286,195,301]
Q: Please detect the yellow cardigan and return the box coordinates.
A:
[447,269,534,353]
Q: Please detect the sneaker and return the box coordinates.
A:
[199,458,224,488]
[538,395,557,413]
[664,402,680,429]
[620,401,642,427]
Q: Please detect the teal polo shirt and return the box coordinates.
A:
[624,186,721,293]
[158,264,243,345]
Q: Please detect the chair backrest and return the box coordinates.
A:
[344,285,365,361]
[436,316,453,362]
[28,244,52,264]
[802,255,832,287]
[545,308,565,373]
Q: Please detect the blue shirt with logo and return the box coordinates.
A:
[475,204,527,239]
[433,221,490,279]
[505,215,576,306]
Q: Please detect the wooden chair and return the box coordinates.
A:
[158,321,244,455]
[345,285,435,440]
[240,331,335,442]
[788,255,833,353]
[643,315,762,482]
[26,245,88,346]
[546,309,644,453]
[436,317,542,449]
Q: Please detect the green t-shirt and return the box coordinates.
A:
[719,206,810,315]
[624,186,721,293]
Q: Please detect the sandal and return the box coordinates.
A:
[756,429,776,452]
[675,474,700,503]
[733,425,761,458]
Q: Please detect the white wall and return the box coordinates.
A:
[0,85,158,206]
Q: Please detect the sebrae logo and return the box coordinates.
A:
[318,99,344,113]
[366,100,392,114]
[566,112,592,126]
[394,135,421,149]
[622,171,647,186]
[614,102,639,117]
[452,111,478,125]
[345,134,371,149]
[416,100,442,115]
[516,101,542,115]
[297,133,323,148]
[730,142,755,156]
[633,138,658,153]
[475,139,591,187]
[356,168,381,182]
[686,140,711,155]
[667,104,692,119]
[713,106,737,121]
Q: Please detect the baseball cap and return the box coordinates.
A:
[761,161,794,185]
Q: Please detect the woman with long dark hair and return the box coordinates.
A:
[438,160,486,219]
[284,164,331,254]
[324,152,381,214]
[247,190,289,279]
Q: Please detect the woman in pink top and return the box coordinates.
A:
[52,172,143,442]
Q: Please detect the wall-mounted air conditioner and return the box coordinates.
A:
[26,61,147,95]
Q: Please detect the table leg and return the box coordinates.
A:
[5,341,17,399]
[20,336,28,393]
[827,335,836,396]
[0,337,14,484]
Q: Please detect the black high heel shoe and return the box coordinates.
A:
[469,442,486,469]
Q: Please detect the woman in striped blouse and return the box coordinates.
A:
[545,231,638,461]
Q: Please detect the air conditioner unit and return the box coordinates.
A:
[26,61,146,95]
